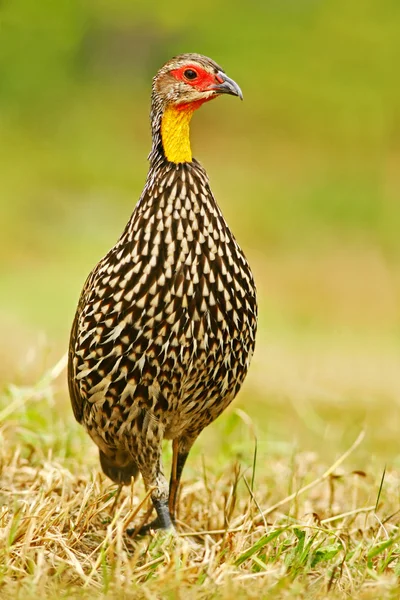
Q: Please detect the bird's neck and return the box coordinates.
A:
[160,105,195,163]
[149,98,209,166]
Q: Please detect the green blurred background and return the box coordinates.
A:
[1,1,399,462]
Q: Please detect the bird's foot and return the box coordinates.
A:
[126,498,174,537]
[138,517,174,536]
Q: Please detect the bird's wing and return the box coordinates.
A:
[68,269,98,423]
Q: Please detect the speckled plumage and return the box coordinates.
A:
[68,54,257,532]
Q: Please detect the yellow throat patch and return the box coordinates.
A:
[161,105,195,163]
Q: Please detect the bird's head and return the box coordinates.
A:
[153,53,243,110]
[150,53,243,164]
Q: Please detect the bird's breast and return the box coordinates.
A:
[73,162,257,417]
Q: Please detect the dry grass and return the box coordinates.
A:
[1,356,400,599]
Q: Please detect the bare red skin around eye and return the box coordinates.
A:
[171,65,218,90]
[170,65,222,111]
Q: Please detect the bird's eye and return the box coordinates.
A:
[184,69,198,81]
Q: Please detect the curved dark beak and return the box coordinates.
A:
[209,71,243,100]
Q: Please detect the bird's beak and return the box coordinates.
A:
[209,71,243,100]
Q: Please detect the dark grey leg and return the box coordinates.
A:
[125,422,173,536]
[169,448,189,522]
[136,498,173,534]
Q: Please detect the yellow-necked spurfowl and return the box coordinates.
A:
[68,53,257,533]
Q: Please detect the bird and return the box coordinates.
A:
[68,53,257,533]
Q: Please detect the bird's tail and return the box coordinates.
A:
[99,450,139,485]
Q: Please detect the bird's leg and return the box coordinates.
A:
[168,451,188,523]
[139,498,172,534]
[126,425,174,536]
[128,485,172,536]
[168,436,193,523]
[169,439,181,522]
[137,467,173,535]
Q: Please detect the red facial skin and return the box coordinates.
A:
[170,65,224,111]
